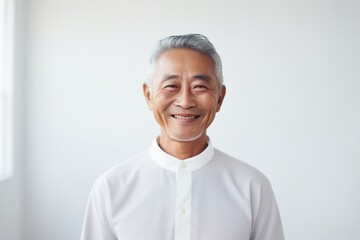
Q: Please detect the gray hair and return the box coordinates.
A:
[147,34,223,86]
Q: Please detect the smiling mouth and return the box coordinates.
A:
[171,114,200,120]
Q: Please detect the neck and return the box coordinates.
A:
[157,134,208,160]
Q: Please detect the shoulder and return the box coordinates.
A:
[92,149,152,190]
[210,148,271,187]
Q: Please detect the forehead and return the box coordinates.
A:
[155,49,215,75]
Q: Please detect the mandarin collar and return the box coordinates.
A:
[149,138,214,172]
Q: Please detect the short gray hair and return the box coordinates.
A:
[147,34,223,86]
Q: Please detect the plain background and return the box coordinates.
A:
[0,0,359,239]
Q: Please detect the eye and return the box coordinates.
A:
[164,84,179,90]
[193,85,208,91]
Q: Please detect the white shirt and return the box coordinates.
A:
[81,139,284,240]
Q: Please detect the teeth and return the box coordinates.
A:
[173,115,196,119]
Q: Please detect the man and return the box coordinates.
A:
[81,34,284,240]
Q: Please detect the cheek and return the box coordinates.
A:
[153,92,174,112]
[201,95,219,110]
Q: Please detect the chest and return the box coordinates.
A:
[109,170,253,240]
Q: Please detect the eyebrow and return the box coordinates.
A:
[160,74,213,83]
[162,74,179,81]
[193,74,212,83]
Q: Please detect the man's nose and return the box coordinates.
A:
[175,88,196,109]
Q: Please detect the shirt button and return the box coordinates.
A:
[181,208,186,214]
[180,163,187,169]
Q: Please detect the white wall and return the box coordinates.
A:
[0,0,24,239]
[19,0,360,239]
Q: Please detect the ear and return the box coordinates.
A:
[216,85,226,112]
[143,83,153,110]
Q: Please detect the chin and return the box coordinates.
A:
[168,132,204,142]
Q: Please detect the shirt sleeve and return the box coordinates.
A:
[80,178,118,240]
[250,179,285,240]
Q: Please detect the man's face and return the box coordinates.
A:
[144,49,226,143]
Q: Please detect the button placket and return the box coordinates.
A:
[175,162,192,240]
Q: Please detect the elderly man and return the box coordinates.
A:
[81,34,284,240]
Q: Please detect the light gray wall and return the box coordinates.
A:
[0,0,24,239]
[5,0,360,239]
[0,178,22,240]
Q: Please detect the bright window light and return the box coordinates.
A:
[0,0,14,181]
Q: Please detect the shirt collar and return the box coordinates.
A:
[149,138,214,172]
